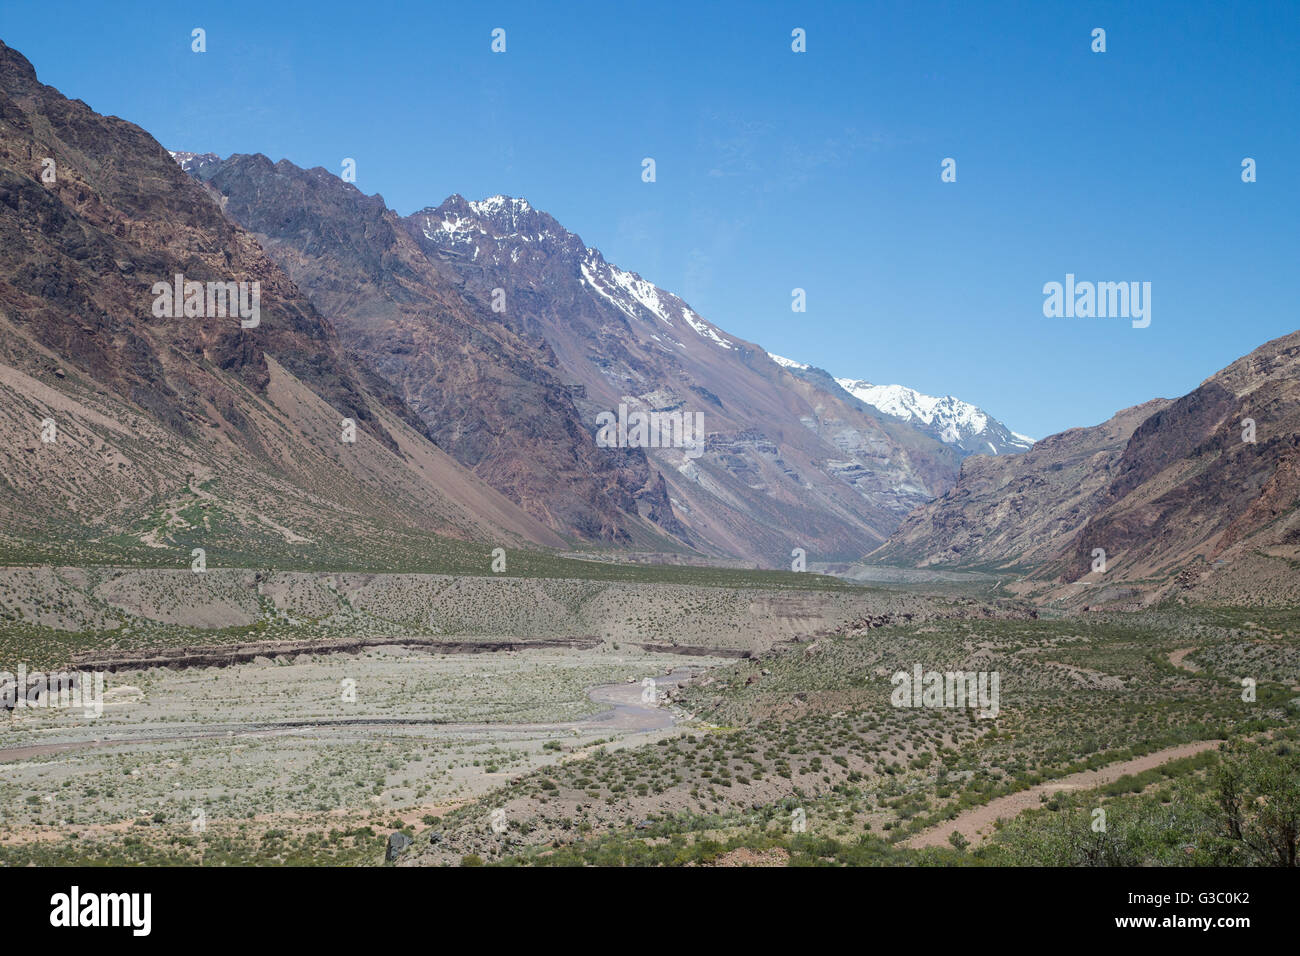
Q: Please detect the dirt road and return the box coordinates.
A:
[904,739,1223,849]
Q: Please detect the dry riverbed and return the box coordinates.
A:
[0,644,727,853]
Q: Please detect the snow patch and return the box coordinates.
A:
[580,254,734,349]
[768,352,810,370]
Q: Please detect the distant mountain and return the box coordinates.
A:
[401,193,964,564]
[768,353,1033,457]
[186,162,963,564]
[835,380,1033,456]
[872,330,1300,608]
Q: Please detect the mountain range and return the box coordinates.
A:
[1,37,1295,600]
[0,38,974,568]
[182,152,974,564]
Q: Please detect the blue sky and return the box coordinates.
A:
[4,0,1297,439]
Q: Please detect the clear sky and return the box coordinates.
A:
[4,0,1297,439]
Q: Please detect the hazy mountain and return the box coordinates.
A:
[835,379,1033,456]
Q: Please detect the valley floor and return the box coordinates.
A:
[0,590,1296,866]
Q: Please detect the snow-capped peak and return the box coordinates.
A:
[420,193,737,352]
[469,195,532,217]
[836,379,986,430]
[166,150,220,175]
[834,377,1032,454]
[418,194,564,254]
[767,349,1031,456]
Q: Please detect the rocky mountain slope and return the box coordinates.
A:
[192,155,676,547]
[402,194,963,564]
[872,399,1169,571]
[1046,330,1300,604]
[873,330,1300,607]
[188,157,963,565]
[0,40,563,569]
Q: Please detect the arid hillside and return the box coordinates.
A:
[873,330,1300,608]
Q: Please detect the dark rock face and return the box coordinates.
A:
[1106,382,1238,502]
[0,45,386,443]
